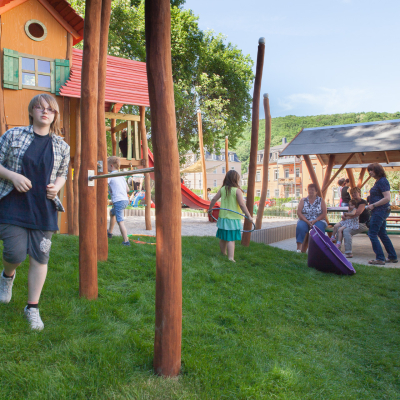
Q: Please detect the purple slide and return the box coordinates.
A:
[308,225,356,275]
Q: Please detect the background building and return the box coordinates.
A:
[182,150,241,190]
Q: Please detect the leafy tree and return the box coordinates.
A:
[69,0,254,161]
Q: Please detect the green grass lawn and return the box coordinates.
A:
[1,235,400,399]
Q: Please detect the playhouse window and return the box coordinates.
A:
[25,20,47,42]
[21,56,52,90]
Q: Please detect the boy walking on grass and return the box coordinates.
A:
[106,156,130,246]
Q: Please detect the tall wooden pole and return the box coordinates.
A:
[303,155,322,197]
[242,37,265,246]
[321,154,335,199]
[225,136,229,173]
[73,100,81,236]
[197,109,207,200]
[79,0,102,299]
[255,93,271,229]
[145,0,182,376]
[357,167,367,188]
[64,33,74,235]
[140,106,152,230]
[346,168,356,188]
[0,17,7,136]
[111,119,116,155]
[96,0,112,261]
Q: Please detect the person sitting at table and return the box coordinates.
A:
[296,183,327,253]
[365,163,398,265]
[339,187,369,258]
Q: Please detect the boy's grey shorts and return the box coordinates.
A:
[0,224,54,265]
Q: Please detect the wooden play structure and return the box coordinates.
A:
[0,0,181,376]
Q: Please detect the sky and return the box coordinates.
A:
[183,0,400,119]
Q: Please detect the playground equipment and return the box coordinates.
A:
[129,234,156,245]
[308,225,356,275]
[131,191,146,207]
[209,208,256,233]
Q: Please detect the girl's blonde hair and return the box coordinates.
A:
[222,170,242,196]
[28,94,61,136]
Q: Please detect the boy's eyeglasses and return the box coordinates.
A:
[33,105,56,114]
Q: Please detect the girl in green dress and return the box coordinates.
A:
[208,170,253,262]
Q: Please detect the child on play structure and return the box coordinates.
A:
[331,199,359,249]
[208,170,253,262]
[106,156,130,246]
[0,94,70,330]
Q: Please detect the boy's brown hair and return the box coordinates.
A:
[28,94,61,136]
[107,156,120,168]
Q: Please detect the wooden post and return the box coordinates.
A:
[96,0,112,262]
[357,167,367,188]
[321,154,335,199]
[360,175,372,189]
[321,153,355,193]
[303,155,322,197]
[346,168,356,188]
[242,37,265,246]
[79,0,102,300]
[64,33,74,235]
[225,136,229,173]
[197,109,207,200]
[73,100,81,236]
[255,93,271,229]
[145,0,182,376]
[140,106,152,230]
[0,17,7,136]
[111,119,116,155]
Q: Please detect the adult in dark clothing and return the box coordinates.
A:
[0,94,70,330]
[340,187,370,258]
[338,178,351,206]
[119,130,134,158]
[365,163,397,265]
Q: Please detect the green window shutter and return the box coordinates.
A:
[55,59,70,95]
[3,48,19,90]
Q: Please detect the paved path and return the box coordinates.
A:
[270,235,400,268]
[108,216,297,237]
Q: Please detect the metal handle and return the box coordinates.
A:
[88,167,155,181]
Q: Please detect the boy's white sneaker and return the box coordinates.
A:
[0,270,15,303]
[24,306,44,331]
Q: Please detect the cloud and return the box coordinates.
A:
[277,87,373,115]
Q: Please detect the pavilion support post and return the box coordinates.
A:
[64,33,74,235]
[96,0,112,262]
[346,168,356,188]
[145,0,182,376]
[225,136,229,173]
[321,153,355,193]
[241,37,265,247]
[256,94,271,229]
[303,155,322,197]
[321,154,335,199]
[73,100,81,236]
[357,168,367,188]
[140,106,152,230]
[111,119,116,155]
[79,0,102,299]
[197,110,207,201]
[360,175,372,189]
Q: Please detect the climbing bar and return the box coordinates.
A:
[88,167,154,181]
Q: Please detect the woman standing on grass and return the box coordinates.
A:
[208,170,253,262]
[296,183,327,253]
[365,163,397,265]
[0,94,70,330]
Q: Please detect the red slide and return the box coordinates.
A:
[146,149,219,221]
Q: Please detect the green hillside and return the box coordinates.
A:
[235,111,400,173]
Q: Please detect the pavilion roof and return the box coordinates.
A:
[59,49,150,107]
[279,120,400,166]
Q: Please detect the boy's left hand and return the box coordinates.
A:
[46,183,59,200]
